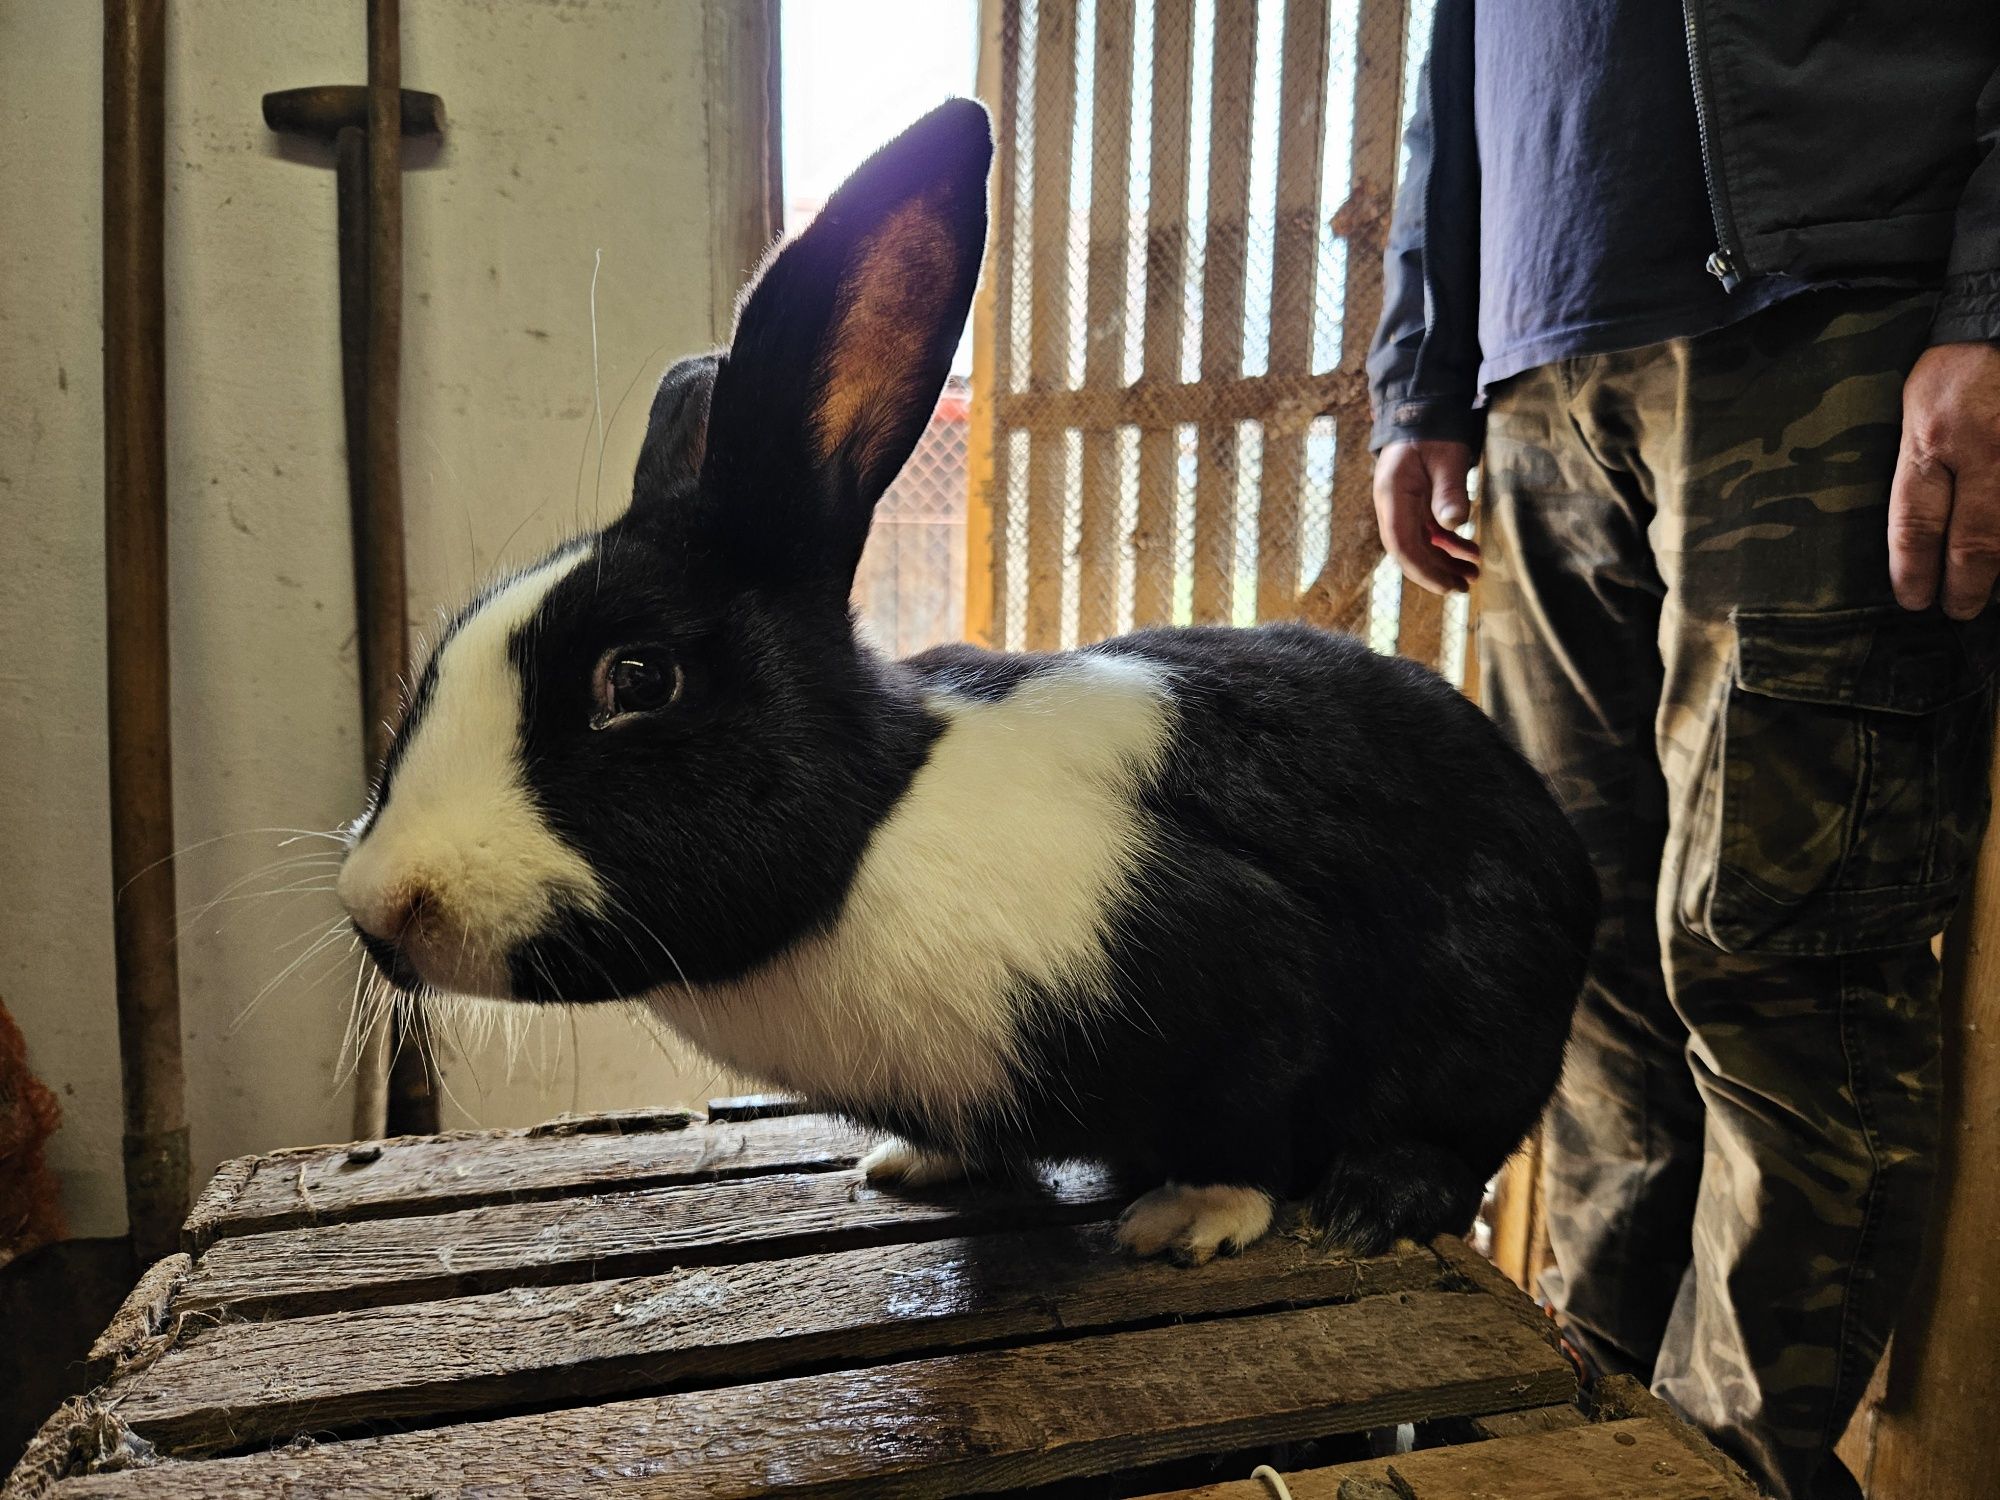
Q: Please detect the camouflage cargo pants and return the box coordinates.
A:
[1478,288,1997,1500]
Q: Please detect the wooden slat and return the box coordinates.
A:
[50,1293,1575,1498]
[1462,1403,1592,1440]
[702,0,781,345]
[1428,1230,1577,1405]
[1461,571,1483,699]
[185,1112,873,1247]
[1134,1418,1761,1499]
[968,0,1014,648]
[177,1163,1122,1320]
[989,426,1017,648]
[1585,1374,1766,1493]
[1257,0,1332,622]
[1000,368,1364,433]
[1398,578,1445,666]
[1306,0,1408,636]
[85,1251,188,1382]
[106,1232,1447,1457]
[1133,0,1194,627]
[1076,0,1135,644]
[1024,0,1078,649]
[1190,0,1256,626]
[1839,710,2000,1498]
[1488,1126,1545,1293]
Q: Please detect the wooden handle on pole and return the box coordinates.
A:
[104,0,190,1261]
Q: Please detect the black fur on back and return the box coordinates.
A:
[883,624,1598,1250]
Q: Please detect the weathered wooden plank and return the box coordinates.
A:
[978,0,1021,649]
[188,1111,873,1246]
[1000,368,1364,433]
[85,1251,189,1382]
[1190,0,1256,626]
[1461,573,1483,699]
[1585,1374,1766,1495]
[108,1231,1447,1457]
[1258,0,1332,622]
[1460,1402,1590,1441]
[50,1293,1574,1497]
[5,1397,103,1500]
[1024,0,1078,650]
[1305,0,1408,638]
[1432,1231,1568,1364]
[1076,0,1135,644]
[1398,576,1446,667]
[177,1162,1123,1320]
[1419,1398,1590,1453]
[1488,1128,1545,1293]
[1133,1418,1761,1499]
[178,1153,255,1252]
[1133,0,1195,627]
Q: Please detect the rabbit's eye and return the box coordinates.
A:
[590,649,683,728]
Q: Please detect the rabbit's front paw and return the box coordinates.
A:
[1117,1183,1274,1266]
[860,1138,971,1187]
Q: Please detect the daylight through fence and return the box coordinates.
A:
[977,0,1468,681]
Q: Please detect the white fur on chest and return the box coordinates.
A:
[652,652,1173,1139]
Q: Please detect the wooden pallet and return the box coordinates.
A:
[6,1103,1763,1498]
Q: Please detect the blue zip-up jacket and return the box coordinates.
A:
[1368,0,2000,452]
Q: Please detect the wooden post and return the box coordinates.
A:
[1189,0,1256,627]
[704,0,782,346]
[103,0,190,1264]
[362,0,442,1138]
[965,0,1011,649]
[1308,0,1408,637]
[1023,0,1078,651]
[1131,0,1194,629]
[1258,0,1332,623]
[1838,749,2000,1499]
[1074,0,1135,646]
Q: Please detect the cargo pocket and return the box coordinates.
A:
[1682,606,1996,956]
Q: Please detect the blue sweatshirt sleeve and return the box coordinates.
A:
[1366,0,1485,451]
[1933,61,2000,344]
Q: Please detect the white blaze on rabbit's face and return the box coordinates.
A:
[657,652,1174,1132]
[337,547,605,996]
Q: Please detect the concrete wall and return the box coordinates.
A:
[1,0,740,1240]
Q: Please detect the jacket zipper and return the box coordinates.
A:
[1681,0,1744,286]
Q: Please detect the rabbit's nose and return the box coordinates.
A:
[346,880,435,945]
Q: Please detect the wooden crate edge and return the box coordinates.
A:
[1585,1374,1766,1496]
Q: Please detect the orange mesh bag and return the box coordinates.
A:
[0,996,65,1266]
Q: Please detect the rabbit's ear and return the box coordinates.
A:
[698,98,990,589]
[632,353,721,503]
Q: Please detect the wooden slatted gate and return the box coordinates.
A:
[971,0,1469,692]
[970,0,1540,1284]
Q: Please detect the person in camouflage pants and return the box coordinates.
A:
[1366,5,2000,1490]
[1476,287,1997,1493]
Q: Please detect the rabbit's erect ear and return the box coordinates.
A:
[632,353,721,504]
[698,98,991,588]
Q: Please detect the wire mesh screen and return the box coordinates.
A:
[984,0,1470,683]
[853,379,972,657]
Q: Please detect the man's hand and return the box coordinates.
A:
[1374,439,1481,594]
[1889,341,2000,620]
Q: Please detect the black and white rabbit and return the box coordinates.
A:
[337,99,1596,1263]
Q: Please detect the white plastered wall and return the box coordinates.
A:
[0,0,744,1239]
